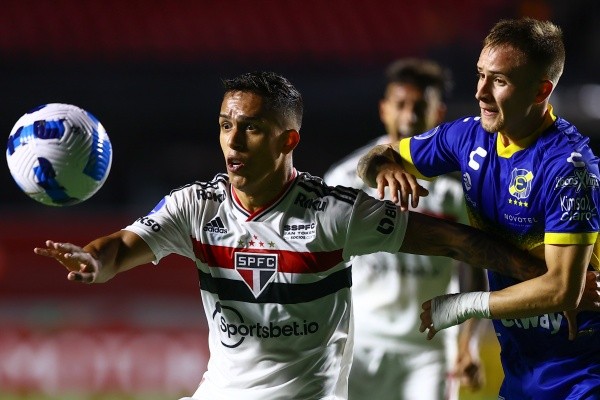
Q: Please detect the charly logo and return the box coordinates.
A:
[508,168,533,201]
[235,252,278,297]
[213,302,320,348]
[567,152,585,168]
[468,147,487,171]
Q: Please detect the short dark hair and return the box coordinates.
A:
[384,58,453,101]
[222,71,303,130]
[483,18,565,84]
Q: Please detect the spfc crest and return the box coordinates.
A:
[235,252,278,297]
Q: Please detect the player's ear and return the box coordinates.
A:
[535,80,554,104]
[281,129,300,154]
[378,99,387,123]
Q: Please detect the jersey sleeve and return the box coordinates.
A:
[543,149,600,245]
[343,191,408,259]
[123,189,197,263]
[398,121,467,179]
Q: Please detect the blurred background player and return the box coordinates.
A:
[324,58,487,400]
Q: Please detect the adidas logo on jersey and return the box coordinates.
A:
[204,217,228,234]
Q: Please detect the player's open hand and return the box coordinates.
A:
[34,240,105,284]
[375,162,429,210]
[453,351,484,391]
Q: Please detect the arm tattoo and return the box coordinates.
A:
[401,212,546,281]
[356,144,400,187]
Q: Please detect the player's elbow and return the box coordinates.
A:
[545,278,583,311]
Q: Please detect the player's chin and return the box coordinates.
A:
[479,112,502,133]
[480,118,501,133]
[227,174,249,190]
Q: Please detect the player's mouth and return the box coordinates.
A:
[480,106,498,117]
[227,156,245,173]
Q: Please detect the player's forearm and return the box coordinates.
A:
[83,230,151,278]
[402,212,546,281]
[356,143,400,187]
[82,233,126,279]
[489,272,584,318]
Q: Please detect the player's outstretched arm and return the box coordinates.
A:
[399,211,546,281]
[356,143,428,210]
[34,230,155,284]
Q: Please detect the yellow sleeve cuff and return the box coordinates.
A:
[398,138,431,179]
[545,232,600,271]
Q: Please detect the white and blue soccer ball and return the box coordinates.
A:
[6,103,112,206]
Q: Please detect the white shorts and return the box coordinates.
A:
[348,346,456,400]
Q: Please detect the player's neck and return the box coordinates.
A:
[232,168,296,213]
[499,106,552,146]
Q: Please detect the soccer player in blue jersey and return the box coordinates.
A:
[33,71,571,399]
[357,18,600,399]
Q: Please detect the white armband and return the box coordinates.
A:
[431,292,491,330]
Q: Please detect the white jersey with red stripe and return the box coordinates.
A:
[124,170,408,400]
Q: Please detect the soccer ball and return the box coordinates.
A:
[6,103,112,206]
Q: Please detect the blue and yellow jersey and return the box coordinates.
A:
[398,109,600,358]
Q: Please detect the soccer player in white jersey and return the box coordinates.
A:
[36,71,553,400]
[325,59,485,400]
[357,19,600,399]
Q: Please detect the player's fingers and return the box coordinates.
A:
[426,326,438,340]
[400,175,415,211]
[408,178,422,209]
[67,271,95,284]
[461,365,484,390]
[383,175,398,204]
[376,174,391,201]
[419,308,433,333]
[588,271,600,288]
[33,247,59,258]
[49,241,84,254]
[392,174,412,211]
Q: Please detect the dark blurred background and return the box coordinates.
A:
[2,0,599,214]
[0,1,598,399]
